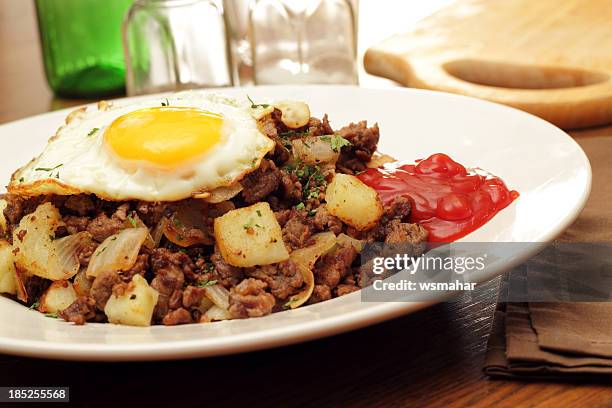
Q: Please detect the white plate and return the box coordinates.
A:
[0,86,590,361]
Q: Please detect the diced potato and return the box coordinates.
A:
[325,173,384,231]
[274,100,310,129]
[12,202,67,280]
[0,199,7,235]
[104,275,159,327]
[214,202,289,267]
[0,240,17,295]
[38,280,77,314]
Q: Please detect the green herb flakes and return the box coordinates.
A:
[127,215,138,228]
[322,135,351,152]
[247,95,269,109]
[35,164,63,172]
[197,279,218,288]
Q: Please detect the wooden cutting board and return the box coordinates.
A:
[364,0,612,129]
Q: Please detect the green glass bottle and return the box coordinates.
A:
[35,0,134,98]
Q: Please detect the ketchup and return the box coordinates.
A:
[358,153,519,242]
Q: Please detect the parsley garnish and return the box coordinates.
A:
[321,135,352,152]
[256,210,262,217]
[279,131,296,139]
[279,130,311,140]
[87,127,99,137]
[284,296,298,308]
[18,177,24,183]
[29,301,40,310]
[127,215,137,228]
[44,312,59,319]
[201,262,215,274]
[161,98,170,107]
[197,279,218,288]
[285,161,327,203]
[295,202,305,210]
[243,217,263,232]
[35,164,63,172]
[130,294,137,300]
[247,95,269,109]
[306,189,320,200]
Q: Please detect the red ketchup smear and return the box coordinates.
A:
[358,153,519,242]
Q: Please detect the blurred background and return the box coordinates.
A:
[0,0,454,122]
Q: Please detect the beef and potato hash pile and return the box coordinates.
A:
[0,97,428,326]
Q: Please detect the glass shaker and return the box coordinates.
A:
[123,0,234,96]
[224,0,253,85]
[249,0,358,85]
[35,0,133,98]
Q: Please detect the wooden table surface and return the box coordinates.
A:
[2,1,612,407]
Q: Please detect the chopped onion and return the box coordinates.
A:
[286,232,336,308]
[73,268,93,297]
[292,137,340,165]
[123,213,155,249]
[86,228,148,278]
[201,305,231,322]
[203,284,230,311]
[163,200,213,247]
[151,217,168,248]
[285,264,315,309]
[14,270,28,303]
[195,296,214,314]
[336,233,364,253]
[290,232,336,270]
[53,231,94,280]
[198,184,243,204]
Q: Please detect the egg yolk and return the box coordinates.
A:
[104,107,223,168]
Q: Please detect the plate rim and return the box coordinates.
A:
[0,85,592,361]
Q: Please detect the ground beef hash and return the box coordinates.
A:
[1,111,428,326]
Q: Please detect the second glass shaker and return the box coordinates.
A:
[250,0,358,85]
[123,0,234,96]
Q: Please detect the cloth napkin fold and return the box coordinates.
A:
[484,135,612,378]
[484,270,612,378]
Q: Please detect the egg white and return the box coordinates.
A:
[8,92,275,201]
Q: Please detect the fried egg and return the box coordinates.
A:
[8,92,275,201]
